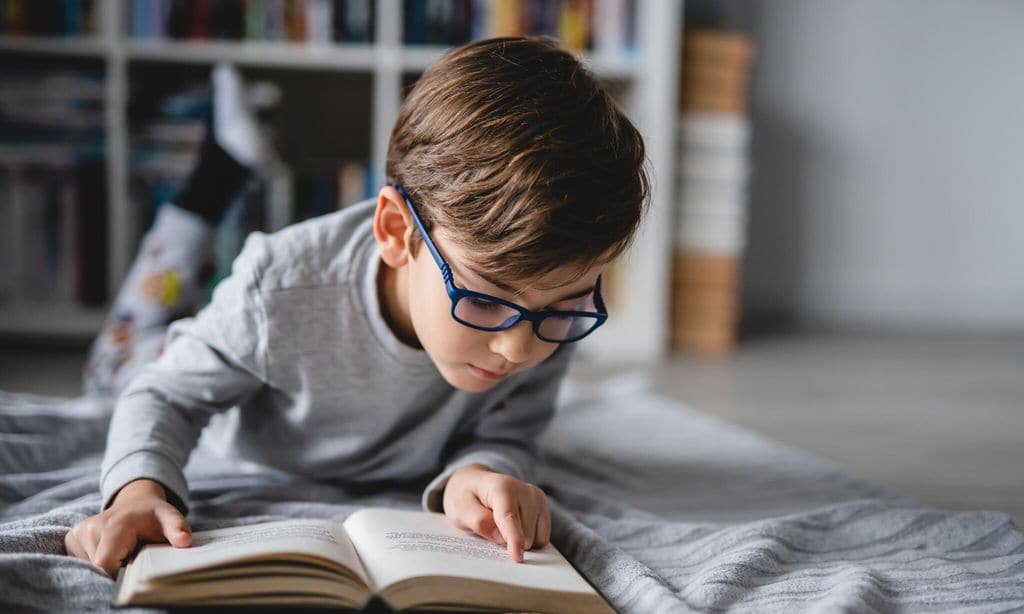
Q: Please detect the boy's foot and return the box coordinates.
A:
[212,62,269,169]
[176,62,273,224]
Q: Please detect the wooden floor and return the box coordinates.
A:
[2,331,1022,526]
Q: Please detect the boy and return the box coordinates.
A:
[65,37,648,577]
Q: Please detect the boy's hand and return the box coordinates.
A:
[64,479,192,578]
[442,463,550,563]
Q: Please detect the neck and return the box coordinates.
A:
[377,259,421,348]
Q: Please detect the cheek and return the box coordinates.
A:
[529,340,560,366]
[408,274,478,357]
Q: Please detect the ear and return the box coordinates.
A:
[373,185,416,269]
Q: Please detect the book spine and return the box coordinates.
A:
[64,0,82,36]
[209,0,245,40]
[305,0,332,45]
[58,168,78,302]
[132,0,153,38]
[469,0,488,40]
[404,0,425,45]
[246,0,266,40]
[264,0,285,41]
[352,0,373,42]
[489,0,520,37]
[167,0,192,39]
[190,0,211,39]
[593,0,626,58]
[286,0,307,42]
[0,169,17,301]
[76,161,108,305]
[18,177,46,301]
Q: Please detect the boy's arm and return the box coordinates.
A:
[100,233,272,515]
[421,343,575,512]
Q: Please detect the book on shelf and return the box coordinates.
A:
[114,507,612,613]
[0,67,107,308]
[403,0,637,58]
[129,0,375,44]
[0,0,98,38]
[0,163,108,307]
[126,0,636,56]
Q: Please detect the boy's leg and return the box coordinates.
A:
[83,64,268,399]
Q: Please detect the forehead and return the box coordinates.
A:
[432,228,606,297]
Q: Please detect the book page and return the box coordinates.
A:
[132,519,368,586]
[343,508,596,595]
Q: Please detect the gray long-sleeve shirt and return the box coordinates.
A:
[99,198,574,514]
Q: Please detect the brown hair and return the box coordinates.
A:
[387,37,649,288]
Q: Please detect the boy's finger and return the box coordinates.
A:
[93,526,138,578]
[63,531,80,559]
[78,525,100,562]
[154,506,192,548]
[64,528,88,561]
[520,501,536,550]
[535,505,551,548]
[454,495,499,540]
[491,498,525,563]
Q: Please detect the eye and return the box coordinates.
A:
[467,297,503,312]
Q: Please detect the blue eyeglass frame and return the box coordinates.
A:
[392,184,608,344]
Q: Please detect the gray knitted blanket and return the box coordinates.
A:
[2,376,1022,612]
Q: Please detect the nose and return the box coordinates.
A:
[489,320,534,365]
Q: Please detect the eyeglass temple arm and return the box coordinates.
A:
[594,275,608,314]
[392,184,453,284]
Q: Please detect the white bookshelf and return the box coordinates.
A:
[0,0,681,364]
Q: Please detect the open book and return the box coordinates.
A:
[114,507,612,613]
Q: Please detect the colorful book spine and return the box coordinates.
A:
[129,0,376,44]
[245,0,266,39]
[402,0,633,58]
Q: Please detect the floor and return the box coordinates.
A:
[2,332,1022,526]
[572,332,1024,526]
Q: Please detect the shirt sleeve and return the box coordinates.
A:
[421,343,576,512]
[99,232,272,515]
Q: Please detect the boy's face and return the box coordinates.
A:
[374,187,606,393]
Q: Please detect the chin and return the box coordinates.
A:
[438,364,500,393]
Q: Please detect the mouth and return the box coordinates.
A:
[469,364,510,381]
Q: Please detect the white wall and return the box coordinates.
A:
[735,0,1024,330]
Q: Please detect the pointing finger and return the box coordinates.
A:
[491,497,525,563]
[154,506,192,548]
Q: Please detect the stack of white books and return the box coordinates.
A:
[676,112,751,255]
[672,29,755,356]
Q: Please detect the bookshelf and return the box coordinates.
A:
[0,0,681,365]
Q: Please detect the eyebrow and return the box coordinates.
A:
[460,263,595,305]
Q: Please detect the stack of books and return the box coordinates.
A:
[671,29,755,356]
[0,68,108,308]
[130,0,375,44]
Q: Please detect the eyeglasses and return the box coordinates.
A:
[392,184,608,344]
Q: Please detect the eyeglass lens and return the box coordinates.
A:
[452,294,600,341]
